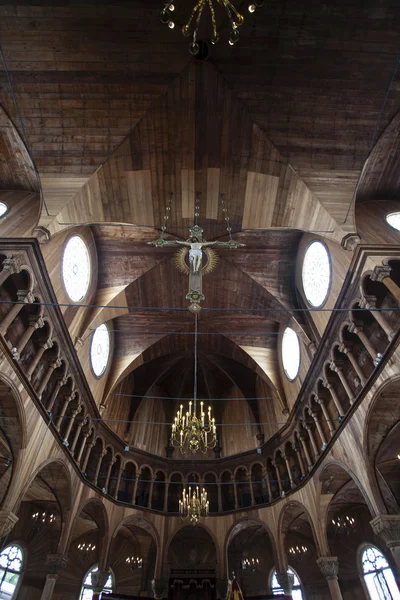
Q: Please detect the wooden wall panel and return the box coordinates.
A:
[0,190,40,238]
[126,170,154,227]
[220,387,258,457]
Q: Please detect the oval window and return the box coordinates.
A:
[0,202,8,218]
[281,327,300,381]
[90,324,110,377]
[62,236,90,302]
[386,212,400,232]
[302,241,331,308]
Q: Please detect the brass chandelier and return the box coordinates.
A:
[160,0,265,54]
[170,315,217,454]
[179,484,209,524]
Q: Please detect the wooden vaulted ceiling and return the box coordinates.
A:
[2,0,400,436]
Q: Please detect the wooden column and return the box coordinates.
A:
[304,424,319,458]
[329,362,355,404]
[272,461,283,495]
[82,441,95,473]
[299,434,313,469]
[26,339,53,379]
[348,322,378,360]
[233,478,239,509]
[282,453,295,489]
[40,554,68,600]
[217,480,222,512]
[63,407,82,446]
[114,467,123,501]
[294,444,306,477]
[338,343,367,385]
[371,265,400,304]
[317,557,343,600]
[132,476,139,504]
[76,432,90,464]
[0,290,34,335]
[360,295,395,341]
[16,315,44,354]
[316,397,335,435]
[263,466,272,501]
[276,572,294,600]
[163,482,170,512]
[55,391,76,430]
[311,411,328,448]
[47,376,68,412]
[37,358,62,399]
[70,417,86,454]
[148,479,154,508]
[94,450,107,486]
[104,458,116,494]
[323,381,344,417]
[249,471,255,505]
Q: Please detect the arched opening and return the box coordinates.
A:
[118,461,136,504]
[251,463,269,505]
[235,468,251,508]
[97,447,113,492]
[110,517,157,598]
[168,526,217,600]
[108,455,122,499]
[221,471,235,511]
[152,471,166,511]
[136,467,151,507]
[226,520,275,597]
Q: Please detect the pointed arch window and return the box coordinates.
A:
[0,544,23,599]
[271,568,303,600]
[361,545,400,600]
[80,565,113,600]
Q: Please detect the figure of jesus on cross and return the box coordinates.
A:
[149,224,245,312]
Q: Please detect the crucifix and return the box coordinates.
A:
[149,223,245,312]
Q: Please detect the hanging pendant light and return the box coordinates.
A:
[179,484,209,524]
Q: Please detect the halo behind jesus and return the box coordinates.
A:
[174,246,219,276]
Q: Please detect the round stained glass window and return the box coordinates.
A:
[302,241,331,308]
[90,324,110,377]
[62,236,90,302]
[386,212,400,232]
[281,327,300,381]
[0,202,8,218]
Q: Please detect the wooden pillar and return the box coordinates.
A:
[263,467,272,501]
[104,458,115,494]
[148,479,154,508]
[282,453,295,489]
[37,358,62,399]
[294,444,306,477]
[360,295,395,341]
[47,376,68,412]
[249,471,255,505]
[323,381,344,417]
[94,450,107,486]
[55,391,75,430]
[40,555,68,600]
[329,362,355,404]
[272,461,283,495]
[316,397,335,435]
[63,406,81,445]
[339,343,367,385]
[371,265,400,304]
[299,434,313,469]
[0,290,34,335]
[81,441,95,474]
[348,322,378,360]
[26,339,53,379]
[317,557,343,600]
[132,476,139,504]
[233,478,239,509]
[163,482,170,512]
[304,424,319,458]
[114,467,123,501]
[16,315,45,354]
[217,480,222,512]
[276,572,294,600]
[77,433,90,464]
[70,418,85,454]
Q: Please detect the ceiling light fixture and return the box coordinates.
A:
[179,485,209,524]
[125,556,143,570]
[170,315,217,454]
[160,1,265,54]
[288,545,308,562]
[241,558,260,571]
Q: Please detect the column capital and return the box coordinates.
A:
[29,315,45,329]
[2,257,22,275]
[370,515,400,546]
[317,556,339,580]
[359,294,377,310]
[341,233,361,252]
[152,578,168,600]
[275,571,295,594]
[92,570,110,594]
[0,510,18,538]
[45,553,68,574]
[348,321,364,335]
[371,265,392,283]
[17,289,35,303]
